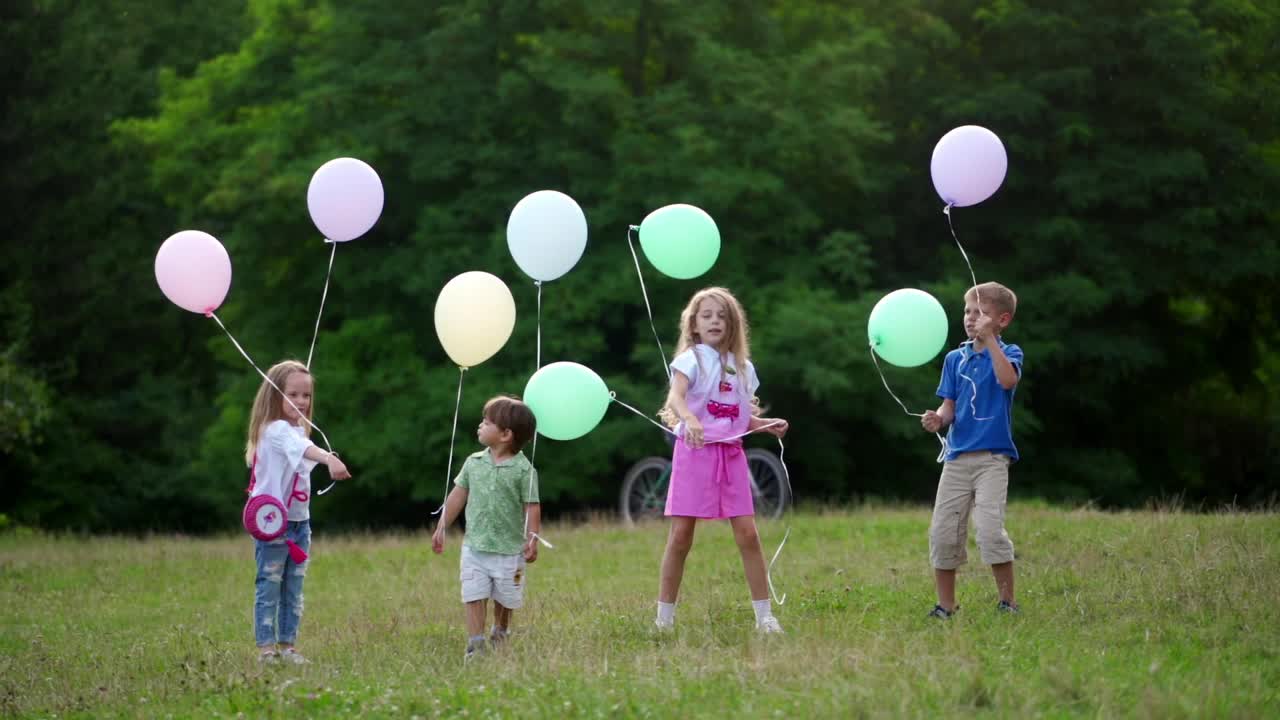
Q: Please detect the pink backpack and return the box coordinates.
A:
[243,458,309,563]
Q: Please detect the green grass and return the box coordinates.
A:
[2,504,1278,718]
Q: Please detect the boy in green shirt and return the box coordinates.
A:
[433,396,541,659]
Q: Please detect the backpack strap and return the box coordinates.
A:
[285,472,307,508]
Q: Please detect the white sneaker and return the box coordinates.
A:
[653,617,674,631]
[756,616,784,634]
[279,648,310,664]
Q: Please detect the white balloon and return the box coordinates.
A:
[307,157,384,242]
[506,190,588,281]
[434,271,516,368]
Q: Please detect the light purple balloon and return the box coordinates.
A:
[306,157,384,242]
[930,126,1008,207]
[155,230,232,314]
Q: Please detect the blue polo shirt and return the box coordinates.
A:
[937,338,1023,462]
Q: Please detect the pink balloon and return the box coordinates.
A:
[154,230,232,314]
[931,126,1008,207]
[306,157,384,242]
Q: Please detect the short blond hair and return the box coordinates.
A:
[966,282,1017,318]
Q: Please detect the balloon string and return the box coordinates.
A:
[432,366,468,515]
[209,311,339,494]
[522,469,549,549]
[531,281,542,465]
[525,281,543,543]
[607,393,785,444]
[943,204,978,291]
[535,280,543,373]
[766,437,793,605]
[306,240,338,371]
[627,226,671,381]
[869,346,947,463]
[943,205,994,426]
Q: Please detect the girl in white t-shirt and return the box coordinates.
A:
[243,360,349,664]
[655,287,789,633]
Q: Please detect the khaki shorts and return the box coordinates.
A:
[928,451,1014,569]
[460,544,526,608]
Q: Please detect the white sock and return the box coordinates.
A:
[657,601,676,624]
[752,598,773,623]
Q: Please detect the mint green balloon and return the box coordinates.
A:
[523,362,611,441]
[638,204,720,279]
[867,289,949,368]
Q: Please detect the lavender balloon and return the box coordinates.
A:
[930,126,1007,207]
[306,157,384,242]
[154,230,232,314]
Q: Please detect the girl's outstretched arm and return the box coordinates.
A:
[748,415,788,437]
[303,446,350,479]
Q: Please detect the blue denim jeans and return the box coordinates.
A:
[254,520,310,646]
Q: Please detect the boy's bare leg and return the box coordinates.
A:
[729,515,769,601]
[935,568,957,611]
[465,600,487,637]
[992,561,1015,604]
[658,517,698,603]
[493,603,512,632]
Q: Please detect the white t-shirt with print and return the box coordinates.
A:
[669,344,759,443]
[251,419,318,521]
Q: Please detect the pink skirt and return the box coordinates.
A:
[665,438,755,519]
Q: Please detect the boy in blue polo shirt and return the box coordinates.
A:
[921,282,1023,618]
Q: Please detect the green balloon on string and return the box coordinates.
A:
[523,362,611,441]
[638,204,720,279]
[867,289,949,367]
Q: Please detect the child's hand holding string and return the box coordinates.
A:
[683,415,705,448]
[324,451,351,480]
[973,313,998,341]
[761,418,789,438]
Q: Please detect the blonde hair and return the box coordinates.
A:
[244,359,313,465]
[659,286,761,427]
[965,281,1018,319]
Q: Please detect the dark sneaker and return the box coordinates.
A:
[996,600,1019,614]
[927,604,956,619]
[464,638,487,662]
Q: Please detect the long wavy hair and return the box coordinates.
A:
[659,287,760,427]
[243,360,313,465]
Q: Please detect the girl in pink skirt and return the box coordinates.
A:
[654,287,789,633]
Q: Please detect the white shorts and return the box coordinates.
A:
[460,544,526,608]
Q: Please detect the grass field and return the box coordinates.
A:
[2,503,1277,718]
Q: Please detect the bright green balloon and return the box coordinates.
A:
[867,289,949,368]
[523,362,611,441]
[638,204,720,279]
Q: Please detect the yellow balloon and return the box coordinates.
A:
[434,271,516,367]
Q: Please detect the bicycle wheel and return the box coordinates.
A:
[620,456,672,525]
[746,448,790,521]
